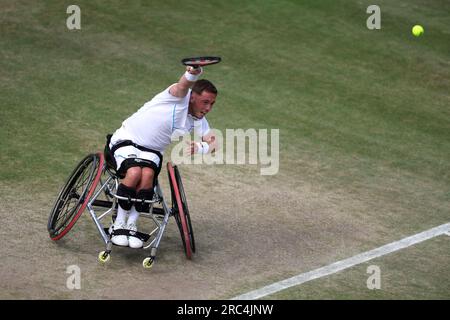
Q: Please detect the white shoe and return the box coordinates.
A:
[109,221,129,247]
[127,223,143,249]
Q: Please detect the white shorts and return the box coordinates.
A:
[110,143,161,172]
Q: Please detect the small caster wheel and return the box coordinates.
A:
[142,257,154,269]
[98,251,111,264]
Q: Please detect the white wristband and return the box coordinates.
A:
[184,68,202,82]
[196,142,210,154]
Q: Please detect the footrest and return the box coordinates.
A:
[104,228,151,242]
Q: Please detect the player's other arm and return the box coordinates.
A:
[169,66,202,98]
[201,131,217,154]
[186,131,217,155]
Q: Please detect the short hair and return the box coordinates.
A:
[192,79,218,95]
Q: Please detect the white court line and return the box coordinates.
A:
[232,222,450,300]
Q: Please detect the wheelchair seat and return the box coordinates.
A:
[104,134,161,185]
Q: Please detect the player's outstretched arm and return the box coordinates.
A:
[169,66,202,98]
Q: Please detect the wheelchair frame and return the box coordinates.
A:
[47,152,195,269]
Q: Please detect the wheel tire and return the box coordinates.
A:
[167,162,194,259]
[48,153,104,240]
[173,164,196,253]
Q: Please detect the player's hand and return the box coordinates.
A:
[185,141,199,156]
[186,66,203,75]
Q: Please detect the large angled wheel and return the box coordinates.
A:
[167,162,195,259]
[48,152,104,241]
[173,165,196,254]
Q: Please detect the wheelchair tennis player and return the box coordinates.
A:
[107,65,218,248]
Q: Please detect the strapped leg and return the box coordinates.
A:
[134,188,155,213]
[117,183,136,210]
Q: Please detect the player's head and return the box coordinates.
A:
[189,79,218,119]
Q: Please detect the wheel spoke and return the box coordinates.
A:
[48,153,103,239]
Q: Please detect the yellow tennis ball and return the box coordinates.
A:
[412,25,424,37]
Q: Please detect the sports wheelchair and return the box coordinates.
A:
[47,150,195,269]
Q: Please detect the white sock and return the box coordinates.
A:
[115,206,128,225]
[127,206,140,226]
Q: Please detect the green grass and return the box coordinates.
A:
[0,0,449,298]
[266,235,450,300]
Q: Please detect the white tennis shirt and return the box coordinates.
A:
[111,84,210,153]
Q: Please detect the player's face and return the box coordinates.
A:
[189,91,216,119]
